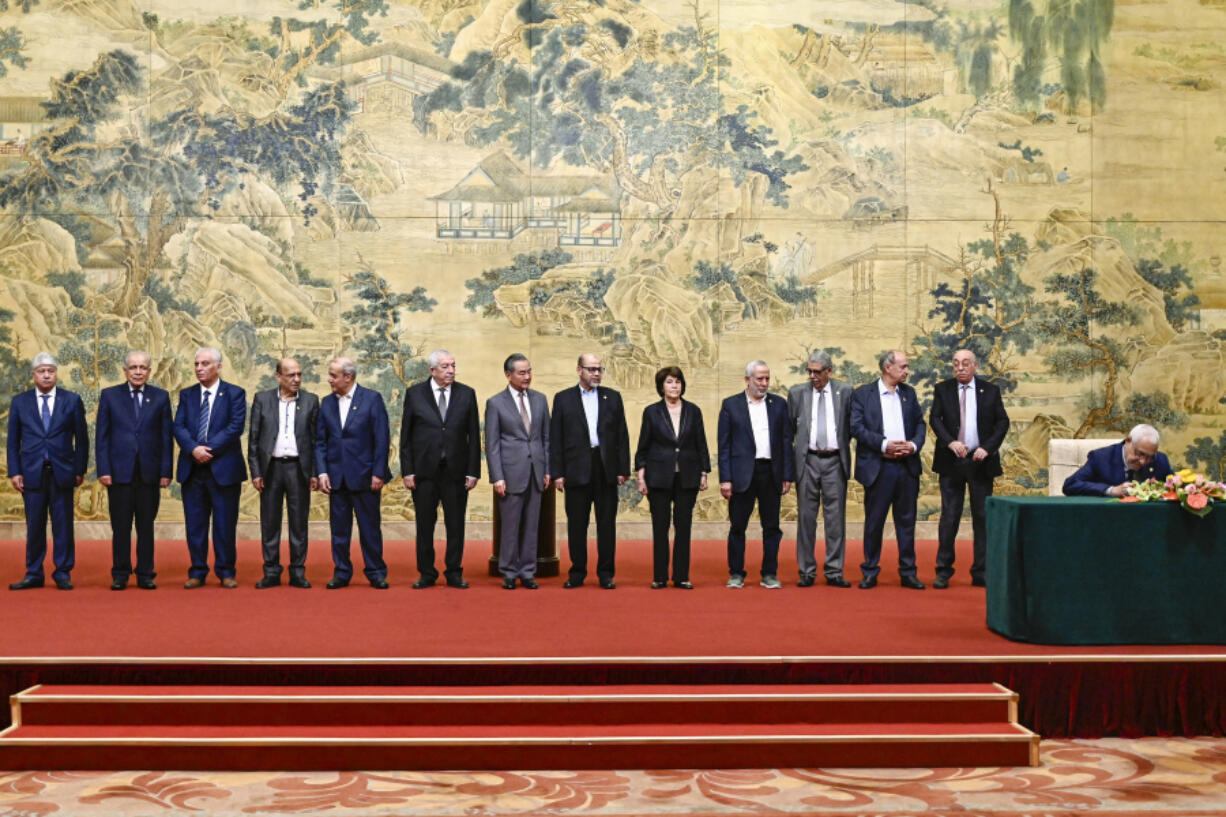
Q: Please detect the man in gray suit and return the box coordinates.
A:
[787,349,854,588]
[485,353,551,589]
[248,357,319,588]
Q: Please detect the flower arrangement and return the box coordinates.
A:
[1123,469,1226,517]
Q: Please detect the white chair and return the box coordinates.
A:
[1047,438,1119,496]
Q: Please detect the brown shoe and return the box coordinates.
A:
[221,577,239,589]
[183,577,205,589]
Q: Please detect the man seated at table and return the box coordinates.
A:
[1062,424,1174,497]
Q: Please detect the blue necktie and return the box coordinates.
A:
[132,388,142,417]
[40,394,51,431]
[198,391,211,443]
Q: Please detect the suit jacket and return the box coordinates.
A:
[315,384,391,491]
[173,381,248,486]
[634,399,711,490]
[96,382,173,484]
[485,388,549,494]
[787,380,853,481]
[929,377,1010,479]
[7,388,89,490]
[549,385,631,485]
[1062,441,1174,496]
[716,391,795,493]
[850,380,926,487]
[399,379,481,481]
[248,388,319,484]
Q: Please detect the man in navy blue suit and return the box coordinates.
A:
[8,353,88,590]
[717,360,794,589]
[316,357,391,589]
[97,350,173,590]
[1062,424,1173,497]
[850,349,927,590]
[173,347,247,589]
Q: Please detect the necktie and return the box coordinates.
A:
[132,388,142,417]
[437,388,447,421]
[958,385,968,445]
[40,394,51,431]
[518,390,530,433]
[815,388,828,450]
[198,391,212,443]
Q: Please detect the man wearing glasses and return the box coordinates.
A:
[550,353,631,589]
[787,349,854,588]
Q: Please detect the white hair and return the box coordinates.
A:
[333,357,357,377]
[195,347,222,365]
[31,352,57,370]
[427,349,453,370]
[1129,424,1160,447]
[125,350,151,368]
[744,359,769,378]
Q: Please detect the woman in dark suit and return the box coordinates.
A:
[634,367,711,588]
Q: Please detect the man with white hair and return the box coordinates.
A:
[173,347,248,588]
[7,353,89,590]
[1063,424,1174,497]
[717,360,794,589]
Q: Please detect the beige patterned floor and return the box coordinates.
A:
[3,738,1226,815]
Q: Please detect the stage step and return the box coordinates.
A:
[1,683,1039,770]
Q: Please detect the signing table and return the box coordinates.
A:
[986,496,1226,645]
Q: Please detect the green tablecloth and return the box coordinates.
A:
[986,496,1226,645]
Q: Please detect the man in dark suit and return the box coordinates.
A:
[717,360,794,589]
[787,349,854,588]
[1063,424,1173,497]
[96,350,173,590]
[173,347,247,589]
[929,349,1011,588]
[248,357,319,589]
[400,349,481,589]
[7,353,88,590]
[485,353,550,589]
[850,349,926,590]
[316,357,390,589]
[551,352,631,590]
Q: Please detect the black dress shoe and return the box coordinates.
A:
[370,578,389,589]
[412,579,436,589]
[255,577,280,589]
[502,578,516,589]
[972,577,986,587]
[858,575,877,589]
[933,576,950,589]
[599,580,616,590]
[521,578,539,589]
[110,580,127,591]
[289,577,311,589]
[562,579,582,588]
[797,575,816,587]
[55,580,73,591]
[446,579,469,589]
[651,581,666,589]
[900,575,926,590]
[825,576,851,588]
[9,577,44,590]
[137,579,157,590]
[326,578,349,589]
[675,581,694,589]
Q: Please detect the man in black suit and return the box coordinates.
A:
[551,353,631,589]
[929,349,1011,588]
[7,353,89,591]
[248,357,319,588]
[850,349,926,590]
[96,350,173,590]
[717,360,794,589]
[400,349,481,589]
[1062,424,1173,496]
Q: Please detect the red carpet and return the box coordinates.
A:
[1,537,1221,659]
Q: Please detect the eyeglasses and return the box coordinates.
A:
[581,366,604,373]
[807,368,829,375]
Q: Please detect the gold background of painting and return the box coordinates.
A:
[1,0,1225,527]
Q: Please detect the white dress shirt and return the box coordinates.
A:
[35,386,57,420]
[336,383,356,429]
[877,379,912,454]
[507,385,530,425]
[809,386,837,451]
[271,391,300,458]
[957,382,979,451]
[580,386,600,446]
[747,393,771,459]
